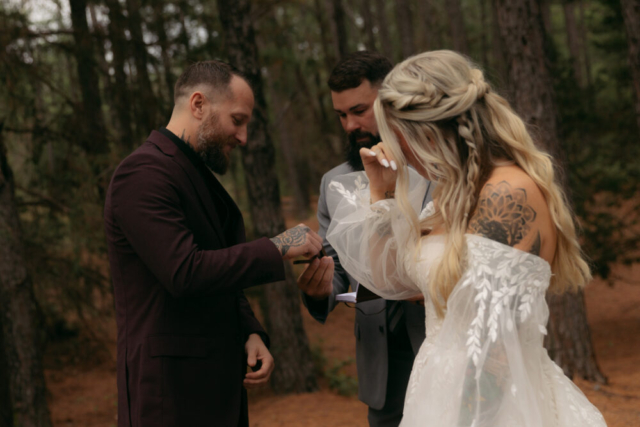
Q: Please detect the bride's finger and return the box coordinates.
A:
[374,143,398,171]
[380,145,398,171]
[359,147,379,165]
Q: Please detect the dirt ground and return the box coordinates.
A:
[45,200,640,426]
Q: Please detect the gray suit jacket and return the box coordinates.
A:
[302,162,431,409]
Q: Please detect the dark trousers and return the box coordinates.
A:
[367,321,415,427]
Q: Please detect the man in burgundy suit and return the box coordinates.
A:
[104,61,324,427]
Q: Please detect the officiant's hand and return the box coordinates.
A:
[270,224,323,261]
[244,334,274,389]
[296,256,334,300]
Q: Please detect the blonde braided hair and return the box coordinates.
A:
[374,50,591,317]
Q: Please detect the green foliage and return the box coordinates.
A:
[326,357,358,396]
[550,0,640,280]
[310,340,358,396]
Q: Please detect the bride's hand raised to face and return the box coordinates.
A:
[360,143,398,203]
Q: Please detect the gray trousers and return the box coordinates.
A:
[367,323,416,427]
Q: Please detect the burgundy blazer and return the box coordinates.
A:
[104,131,285,427]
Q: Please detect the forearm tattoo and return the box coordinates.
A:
[370,190,395,205]
[270,225,310,257]
[468,181,539,254]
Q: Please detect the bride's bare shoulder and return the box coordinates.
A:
[467,166,552,257]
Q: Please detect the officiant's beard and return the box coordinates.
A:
[345,130,381,171]
[196,112,234,175]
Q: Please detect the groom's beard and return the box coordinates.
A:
[345,130,381,171]
[196,112,236,175]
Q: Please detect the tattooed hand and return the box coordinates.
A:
[270,224,323,261]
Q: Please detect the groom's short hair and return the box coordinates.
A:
[174,60,249,104]
[328,51,393,93]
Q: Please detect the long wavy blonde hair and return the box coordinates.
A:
[374,50,591,317]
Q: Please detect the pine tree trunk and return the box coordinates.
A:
[267,17,312,219]
[540,0,554,35]
[69,0,108,154]
[493,0,606,383]
[0,320,11,427]
[88,5,114,105]
[329,0,349,58]
[314,0,337,71]
[481,0,490,67]
[126,0,159,132]
[216,0,318,394]
[563,1,584,87]
[152,2,175,116]
[578,1,593,89]
[177,0,191,59]
[395,0,416,58]
[105,0,135,144]
[445,0,469,54]
[621,0,640,133]
[0,125,53,427]
[490,0,508,83]
[374,0,395,61]
[360,0,377,51]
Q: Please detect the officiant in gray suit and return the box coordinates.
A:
[297,51,432,427]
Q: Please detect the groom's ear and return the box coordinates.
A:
[189,91,207,120]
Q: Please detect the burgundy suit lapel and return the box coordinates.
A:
[147,131,227,246]
[173,153,227,246]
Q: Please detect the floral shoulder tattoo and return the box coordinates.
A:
[468,181,541,256]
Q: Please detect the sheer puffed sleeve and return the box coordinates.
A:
[325,170,427,300]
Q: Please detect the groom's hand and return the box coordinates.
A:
[296,256,334,300]
[244,334,274,389]
[270,224,323,261]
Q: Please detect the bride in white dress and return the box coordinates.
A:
[325,50,607,427]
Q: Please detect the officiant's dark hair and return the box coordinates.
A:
[328,51,393,93]
[174,60,250,103]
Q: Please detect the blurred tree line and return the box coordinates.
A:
[0,0,639,425]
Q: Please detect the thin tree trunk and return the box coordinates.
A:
[0,125,53,427]
[178,0,191,59]
[374,0,394,60]
[360,0,377,51]
[329,0,349,58]
[272,89,311,219]
[126,0,159,132]
[88,4,114,101]
[152,2,175,116]
[578,1,593,88]
[621,0,640,133]
[395,0,416,58]
[314,0,337,72]
[267,12,312,217]
[540,0,553,35]
[0,318,11,427]
[494,0,606,383]
[105,0,134,144]
[216,0,318,394]
[490,0,508,83]
[563,1,584,87]
[69,0,108,154]
[481,0,490,67]
[445,0,469,54]
[416,0,441,51]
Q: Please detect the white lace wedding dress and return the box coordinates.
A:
[325,171,607,427]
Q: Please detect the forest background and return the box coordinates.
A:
[0,0,639,426]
